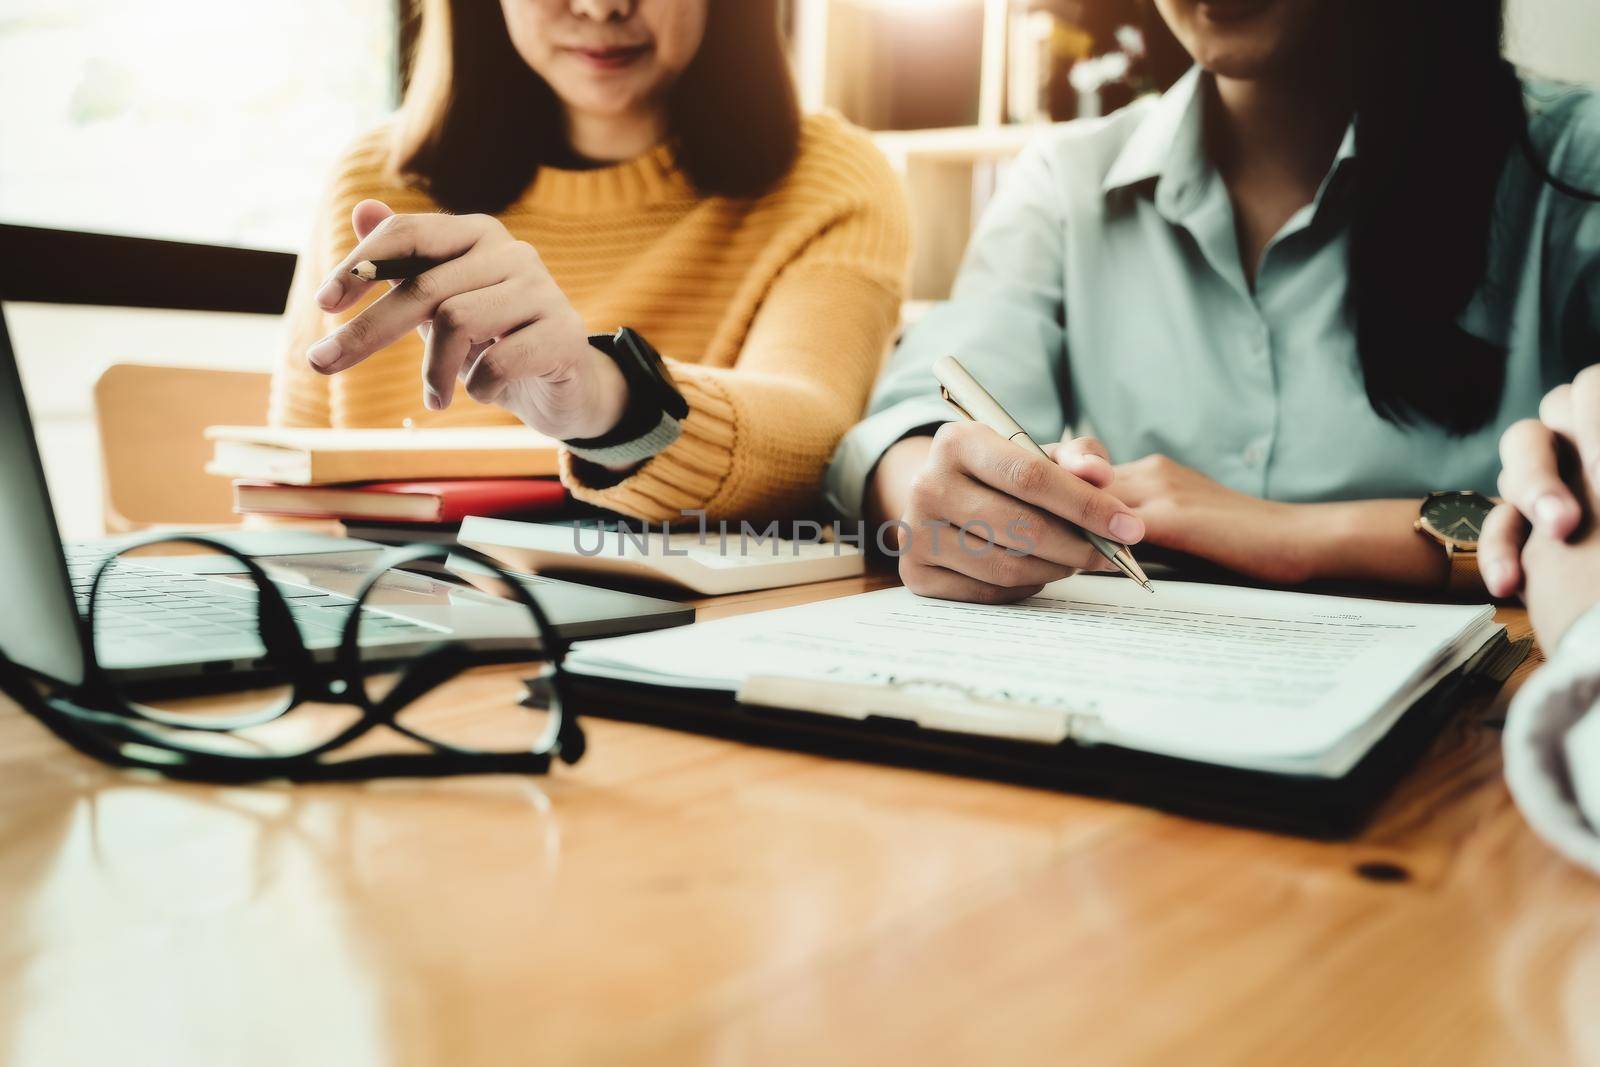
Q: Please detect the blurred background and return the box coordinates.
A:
[2,0,1598,537]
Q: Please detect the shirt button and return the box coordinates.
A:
[1242,440,1268,468]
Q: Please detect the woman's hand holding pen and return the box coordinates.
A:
[880,426,1146,605]
[306,199,629,441]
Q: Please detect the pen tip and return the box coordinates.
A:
[1111,549,1153,592]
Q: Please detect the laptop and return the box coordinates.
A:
[0,308,693,690]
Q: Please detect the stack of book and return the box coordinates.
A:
[205,425,573,546]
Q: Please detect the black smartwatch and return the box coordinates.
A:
[564,328,689,467]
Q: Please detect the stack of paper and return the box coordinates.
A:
[565,576,1502,778]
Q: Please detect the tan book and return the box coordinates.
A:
[457,516,866,596]
[205,425,560,486]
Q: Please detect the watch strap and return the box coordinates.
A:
[1417,491,1495,597]
[564,410,683,467]
[1445,544,1483,595]
[562,330,687,466]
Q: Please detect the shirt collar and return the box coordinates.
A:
[1308,120,1359,224]
[1102,66,1359,219]
[1333,121,1357,166]
[1101,66,1209,213]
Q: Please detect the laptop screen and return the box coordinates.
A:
[0,309,87,685]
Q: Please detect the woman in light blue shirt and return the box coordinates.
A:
[828,0,1600,603]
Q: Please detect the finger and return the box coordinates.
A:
[932,476,1105,569]
[352,198,392,241]
[942,424,1145,545]
[1539,383,1574,436]
[899,557,1045,606]
[1059,453,1113,489]
[458,312,581,408]
[310,200,396,311]
[1479,502,1529,598]
[1497,418,1581,538]
[424,335,490,411]
[422,279,547,407]
[308,245,524,376]
[316,211,500,314]
[1051,437,1114,489]
[1057,435,1110,462]
[905,520,1080,589]
[357,201,430,348]
[355,201,432,349]
[1571,365,1600,484]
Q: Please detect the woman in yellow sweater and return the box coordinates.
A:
[272,0,908,523]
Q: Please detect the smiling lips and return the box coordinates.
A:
[566,43,653,70]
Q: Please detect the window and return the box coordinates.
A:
[1,1,401,538]
[0,0,399,251]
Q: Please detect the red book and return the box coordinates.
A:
[232,478,569,524]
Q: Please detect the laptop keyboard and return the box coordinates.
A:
[64,545,437,655]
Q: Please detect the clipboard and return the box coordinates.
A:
[560,629,1527,839]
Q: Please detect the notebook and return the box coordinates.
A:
[459,516,865,595]
[560,576,1513,833]
[205,426,560,486]
[233,478,569,523]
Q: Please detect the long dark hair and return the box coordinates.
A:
[1349,0,1596,434]
[393,0,801,215]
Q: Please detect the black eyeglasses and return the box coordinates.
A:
[0,535,584,784]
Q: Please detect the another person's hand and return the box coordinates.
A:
[1106,454,1313,584]
[306,199,629,442]
[1482,368,1600,647]
[887,425,1146,604]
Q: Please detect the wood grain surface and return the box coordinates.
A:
[1,577,1596,1067]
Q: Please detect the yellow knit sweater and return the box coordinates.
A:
[270,112,909,523]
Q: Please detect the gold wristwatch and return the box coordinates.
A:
[1415,491,1496,593]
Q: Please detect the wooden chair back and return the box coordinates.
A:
[93,364,270,532]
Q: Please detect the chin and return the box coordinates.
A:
[553,80,654,119]
[1161,0,1324,83]
[1183,29,1292,80]
[1194,48,1285,81]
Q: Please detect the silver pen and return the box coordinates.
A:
[933,354,1153,593]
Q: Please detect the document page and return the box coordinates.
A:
[566,577,1497,773]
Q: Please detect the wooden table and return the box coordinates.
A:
[2,578,1597,1067]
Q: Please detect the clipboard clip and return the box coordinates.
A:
[738,674,1104,746]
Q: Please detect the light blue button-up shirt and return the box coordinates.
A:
[826,68,1600,520]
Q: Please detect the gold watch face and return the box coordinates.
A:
[1419,491,1494,550]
